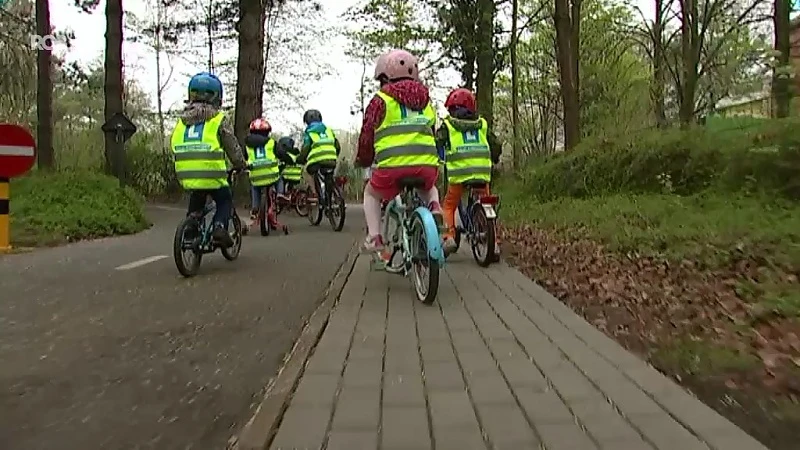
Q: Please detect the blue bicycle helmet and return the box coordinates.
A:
[187,72,223,106]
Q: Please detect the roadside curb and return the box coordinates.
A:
[227,240,360,450]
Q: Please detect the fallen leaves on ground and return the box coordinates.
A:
[499,224,800,395]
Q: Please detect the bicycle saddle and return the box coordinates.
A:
[463,180,487,188]
[396,177,426,189]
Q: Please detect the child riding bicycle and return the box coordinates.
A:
[170,72,247,249]
[244,118,295,230]
[355,49,444,257]
[436,87,502,260]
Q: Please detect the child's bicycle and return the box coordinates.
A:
[451,180,500,267]
[275,182,309,217]
[173,168,246,278]
[307,167,347,232]
[255,184,289,236]
[378,177,445,304]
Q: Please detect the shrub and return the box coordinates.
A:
[518,118,800,202]
[9,170,150,246]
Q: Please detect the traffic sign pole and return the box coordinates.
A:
[0,177,9,251]
[0,124,38,252]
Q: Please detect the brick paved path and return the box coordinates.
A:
[269,255,768,450]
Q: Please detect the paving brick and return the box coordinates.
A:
[422,360,465,390]
[580,412,645,444]
[535,422,598,450]
[304,349,348,375]
[497,358,547,389]
[330,386,380,430]
[347,336,384,360]
[545,365,602,401]
[291,373,339,406]
[420,341,457,363]
[466,372,516,405]
[627,413,709,450]
[485,337,526,360]
[384,348,422,374]
[471,314,513,340]
[475,404,538,447]
[457,349,498,376]
[341,358,382,388]
[515,388,575,424]
[383,372,426,406]
[593,377,665,416]
[325,430,378,450]
[429,391,480,428]
[381,406,431,449]
[270,404,330,450]
[432,427,486,450]
[450,331,487,354]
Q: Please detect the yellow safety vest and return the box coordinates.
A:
[443,117,492,184]
[282,153,303,181]
[171,112,228,190]
[373,91,438,169]
[305,126,338,166]
[246,139,280,187]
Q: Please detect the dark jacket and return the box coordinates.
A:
[243,133,295,166]
[296,122,340,166]
[177,102,246,169]
[435,106,502,164]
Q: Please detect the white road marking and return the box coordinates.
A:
[0,144,35,156]
[115,255,169,270]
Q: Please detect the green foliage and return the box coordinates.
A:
[10,171,150,246]
[509,118,800,202]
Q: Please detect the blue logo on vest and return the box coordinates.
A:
[255,146,267,159]
[462,129,479,143]
[184,123,205,141]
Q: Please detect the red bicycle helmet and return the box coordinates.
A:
[444,88,477,113]
[249,118,272,132]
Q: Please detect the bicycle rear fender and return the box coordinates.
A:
[413,206,445,265]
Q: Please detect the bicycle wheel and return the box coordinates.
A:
[307,185,323,226]
[469,203,495,267]
[173,216,202,277]
[222,210,243,261]
[258,188,270,236]
[328,184,346,232]
[409,212,439,305]
[294,189,309,217]
[382,204,404,274]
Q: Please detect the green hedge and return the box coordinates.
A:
[515,118,800,201]
[10,171,150,246]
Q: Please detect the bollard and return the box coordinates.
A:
[0,177,9,251]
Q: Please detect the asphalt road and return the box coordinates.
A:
[0,205,361,450]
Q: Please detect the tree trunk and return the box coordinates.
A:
[772,0,791,118]
[510,0,520,168]
[154,2,166,151]
[206,0,215,72]
[475,0,495,126]
[554,0,580,149]
[35,0,54,170]
[651,0,667,126]
[104,0,124,178]
[233,0,266,140]
[678,0,699,127]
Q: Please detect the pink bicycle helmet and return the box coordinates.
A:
[374,49,420,81]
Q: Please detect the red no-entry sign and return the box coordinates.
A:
[0,124,37,179]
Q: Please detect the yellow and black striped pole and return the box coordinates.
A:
[0,177,9,251]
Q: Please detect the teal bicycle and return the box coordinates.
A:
[379,177,445,304]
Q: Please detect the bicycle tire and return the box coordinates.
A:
[329,185,346,232]
[410,212,439,305]
[294,189,309,217]
[174,216,202,277]
[470,204,495,267]
[258,188,270,236]
[222,211,243,261]
[307,185,323,226]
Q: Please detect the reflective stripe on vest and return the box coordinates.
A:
[373,91,438,169]
[443,117,492,184]
[247,139,280,186]
[282,153,303,181]
[171,112,228,190]
[306,126,338,165]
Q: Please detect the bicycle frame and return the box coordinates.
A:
[384,188,445,273]
[457,186,498,236]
